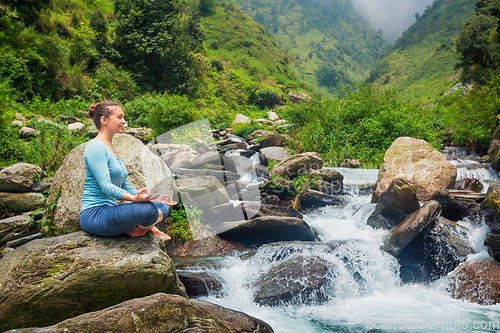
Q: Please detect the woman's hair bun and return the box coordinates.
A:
[88,103,98,117]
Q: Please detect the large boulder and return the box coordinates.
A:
[488,124,500,170]
[269,152,323,178]
[47,134,174,236]
[373,137,457,202]
[252,256,330,306]
[0,232,186,331]
[174,176,230,212]
[367,178,420,229]
[216,216,317,247]
[448,260,500,305]
[0,192,46,213]
[4,293,273,333]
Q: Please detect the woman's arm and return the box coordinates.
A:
[86,144,128,200]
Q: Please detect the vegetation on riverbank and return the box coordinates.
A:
[1,0,500,173]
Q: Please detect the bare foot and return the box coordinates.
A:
[126,226,148,237]
[149,226,171,241]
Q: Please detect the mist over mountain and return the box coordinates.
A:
[351,0,436,43]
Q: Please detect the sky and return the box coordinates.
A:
[350,0,436,43]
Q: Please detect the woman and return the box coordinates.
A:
[79,101,175,241]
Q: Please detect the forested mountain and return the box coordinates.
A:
[226,0,388,96]
[365,0,476,104]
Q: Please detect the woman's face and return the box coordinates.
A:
[102,107,127,134]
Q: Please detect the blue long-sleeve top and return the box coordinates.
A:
[80,139,138,212]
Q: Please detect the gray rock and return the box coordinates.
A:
[165,234,249,258]
[193,137,210,151]
[0,215,36,246]
[367,178,420,229]
[253,256,330,306]
[0,192,46,213]
[233,113,251,124]
[489,124,500,170]
[217,216,316,247]
[309,168,344,183]
[177,271,223,297]
[382,200,442,257]
[173,168,240,183]
[0,175,33,192]
[169,151,198,169]
[0,163,43,180]
[301,189,344,208]
[191,299,274,333]
[0,232,186,331]
[259,147,289,166]
[189,151,222,169]
[86,129,98,138]
[175,176,230,211]
[455,177,483,192]
[32,182,51,193]
[15,112,26,121]
[67,122,86,132]
[484,234,500,262]
[5,232,42,247]
[19,127,39,137]
[11,120,25,127]
[434,189,485,221]
[267,110,279,121]
[288,91,311,104]
[56,115,80,123]
[270,152,323,178]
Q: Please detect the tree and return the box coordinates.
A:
[113,0,205,95]
[456,0,500,82]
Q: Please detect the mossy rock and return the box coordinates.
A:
[0,232,186,331]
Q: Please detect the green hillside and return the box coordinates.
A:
[201,1,306,108]
[226,0,388,96]
[365,0,476,104]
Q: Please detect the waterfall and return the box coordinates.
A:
[185,153,500,332]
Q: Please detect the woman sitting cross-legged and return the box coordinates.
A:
[79,101,176,241]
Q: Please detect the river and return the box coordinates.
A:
[184,149,500,332]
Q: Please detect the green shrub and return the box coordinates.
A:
[147,93,200,137]
[164,203,204,243]
[250,89,280,109]
[283,84,439,167]
[232,122,263,139]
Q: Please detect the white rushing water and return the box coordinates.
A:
[192,164,500,333]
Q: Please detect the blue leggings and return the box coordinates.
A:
[80,202,170,237]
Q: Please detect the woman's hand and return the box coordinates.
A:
[150,194,178,206]
[133,188,151,202]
